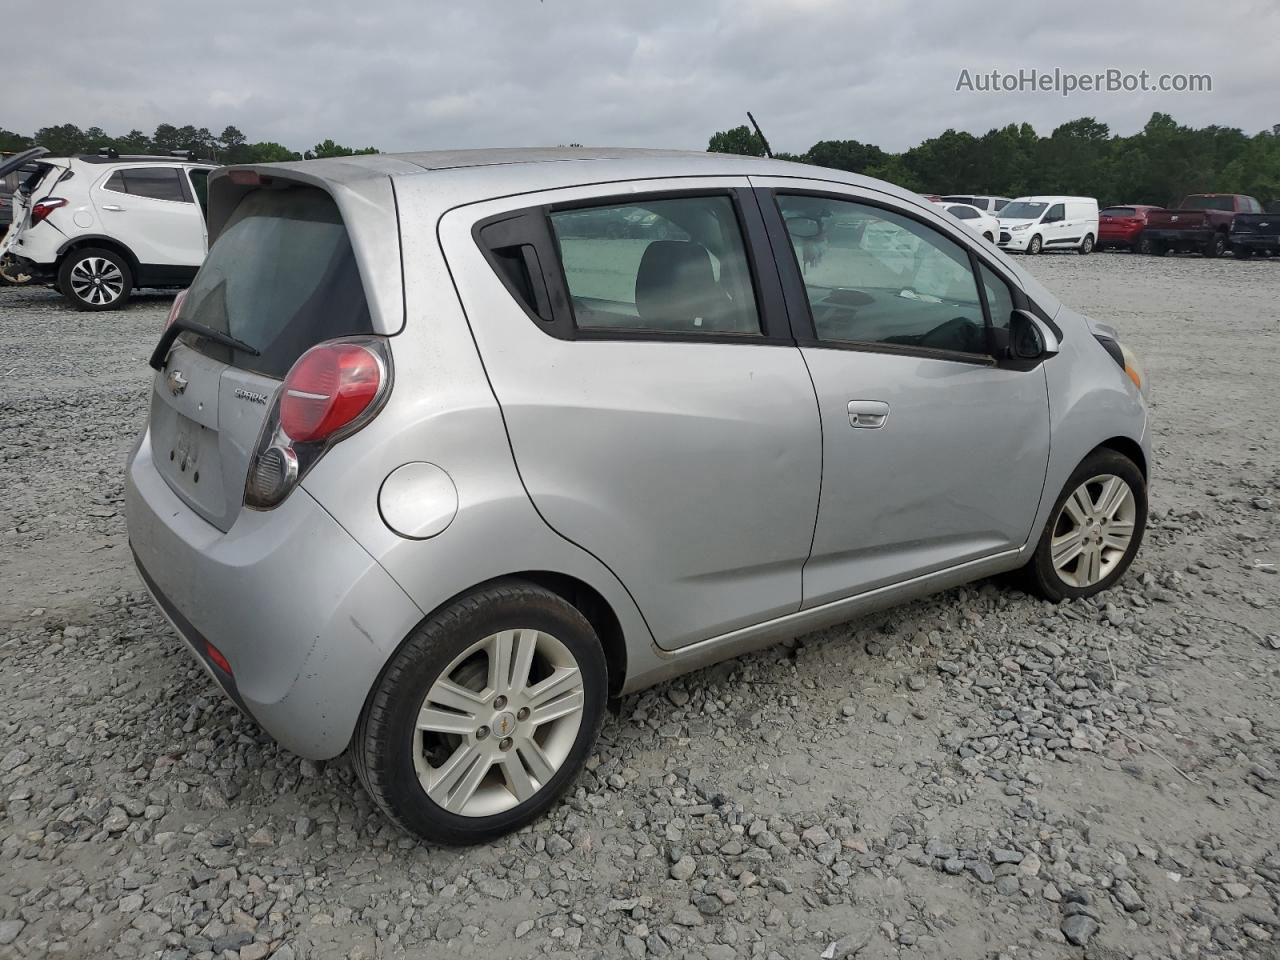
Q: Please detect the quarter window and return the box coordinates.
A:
[777,194,988,356]
[188,169,210,216]
[548,196,761,335]
[980,263,1015,333]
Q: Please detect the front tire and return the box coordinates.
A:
[353,580,607,845]
[1024,450,1147,602]
[58,248,132,311]
[1028,234,1043,255]
[1078,234,1094,255]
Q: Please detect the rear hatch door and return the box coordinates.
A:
[149,182,377,531]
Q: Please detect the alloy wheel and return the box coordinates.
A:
[1050,474,1137,588]
[69,256,125,306]
[412,628,585,817]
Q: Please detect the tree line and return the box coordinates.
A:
[0,123,378,164]
[709,113,1280,207]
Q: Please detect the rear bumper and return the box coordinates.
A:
[1144,228,1213,246]
[1231,234,1280,250]
[1098,229,1140,246]
[126,428,424,759]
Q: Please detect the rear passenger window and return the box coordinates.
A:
[548,196,761,335]
[118,167,187,202]
[103,172,127,194]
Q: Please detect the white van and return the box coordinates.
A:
[997,196,1099,255]
[940,195,1010,214]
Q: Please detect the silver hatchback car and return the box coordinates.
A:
[126,148,1150,844]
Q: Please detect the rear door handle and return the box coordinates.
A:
[101,204,124,212]
[848,400,890,429]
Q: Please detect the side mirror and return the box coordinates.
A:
[1007,309,1060,361]
[785,216,821,239]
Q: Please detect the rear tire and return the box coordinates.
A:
[58,248,133,311]
[353,580,608,845]
[1135,235,1152,254]
[1028,234,1043,255]
[1078,234,1094,255]
[1023,450,1147,602]
[1233,245,1253,259]
[1203,233,1226,258]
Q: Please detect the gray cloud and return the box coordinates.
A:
[7,0,1275,153]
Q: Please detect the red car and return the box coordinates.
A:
[1098,204,1163,252]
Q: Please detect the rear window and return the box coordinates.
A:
[1101,207,1136,217]
[1182,196,1234,211]
[178,186,372,377]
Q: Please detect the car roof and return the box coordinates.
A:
[1009,196,1096,203]
[72,154,216,166]
[226,146,860,188]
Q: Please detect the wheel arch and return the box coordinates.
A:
[369,571,629,711]
[57,235,141,281]
[1096,435,1147,479]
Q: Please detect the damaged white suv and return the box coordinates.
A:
[0,147,215,310]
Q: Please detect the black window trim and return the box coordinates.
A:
[473,186,795,346]
[755,185,1060,367]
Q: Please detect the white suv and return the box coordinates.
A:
[0,147,215,310]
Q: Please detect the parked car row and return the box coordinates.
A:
[0,146,214,309]
[931,185,1278,260]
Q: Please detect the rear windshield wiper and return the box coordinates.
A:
[149,315,260,370]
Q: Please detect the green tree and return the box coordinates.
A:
[802,139,885,174]
[116,129,153,154]
[32,124,87,156]
[218,125,249,163]
[707,125,766,157]
[0,128,33,152]
[244,142,301,163]
[307,139,380,159]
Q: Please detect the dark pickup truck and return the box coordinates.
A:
[1144,194,1265,257]
[1229,201,1280,258]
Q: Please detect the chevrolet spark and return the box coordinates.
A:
[126,148,1150,844]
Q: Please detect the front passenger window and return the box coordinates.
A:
[777,194,988,356]
[1044,203,1065,223]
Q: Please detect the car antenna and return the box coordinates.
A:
[746,112,774,159]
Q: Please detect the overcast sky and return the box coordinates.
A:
[7,0,1277,154]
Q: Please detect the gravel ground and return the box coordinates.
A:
[1,252,1278,960]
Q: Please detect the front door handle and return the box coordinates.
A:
[848,400,890,429]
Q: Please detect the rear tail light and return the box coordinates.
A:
[30,197,67,226]
[164,289,188,331]
[245,337,392,509]
[280,343,383,443]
